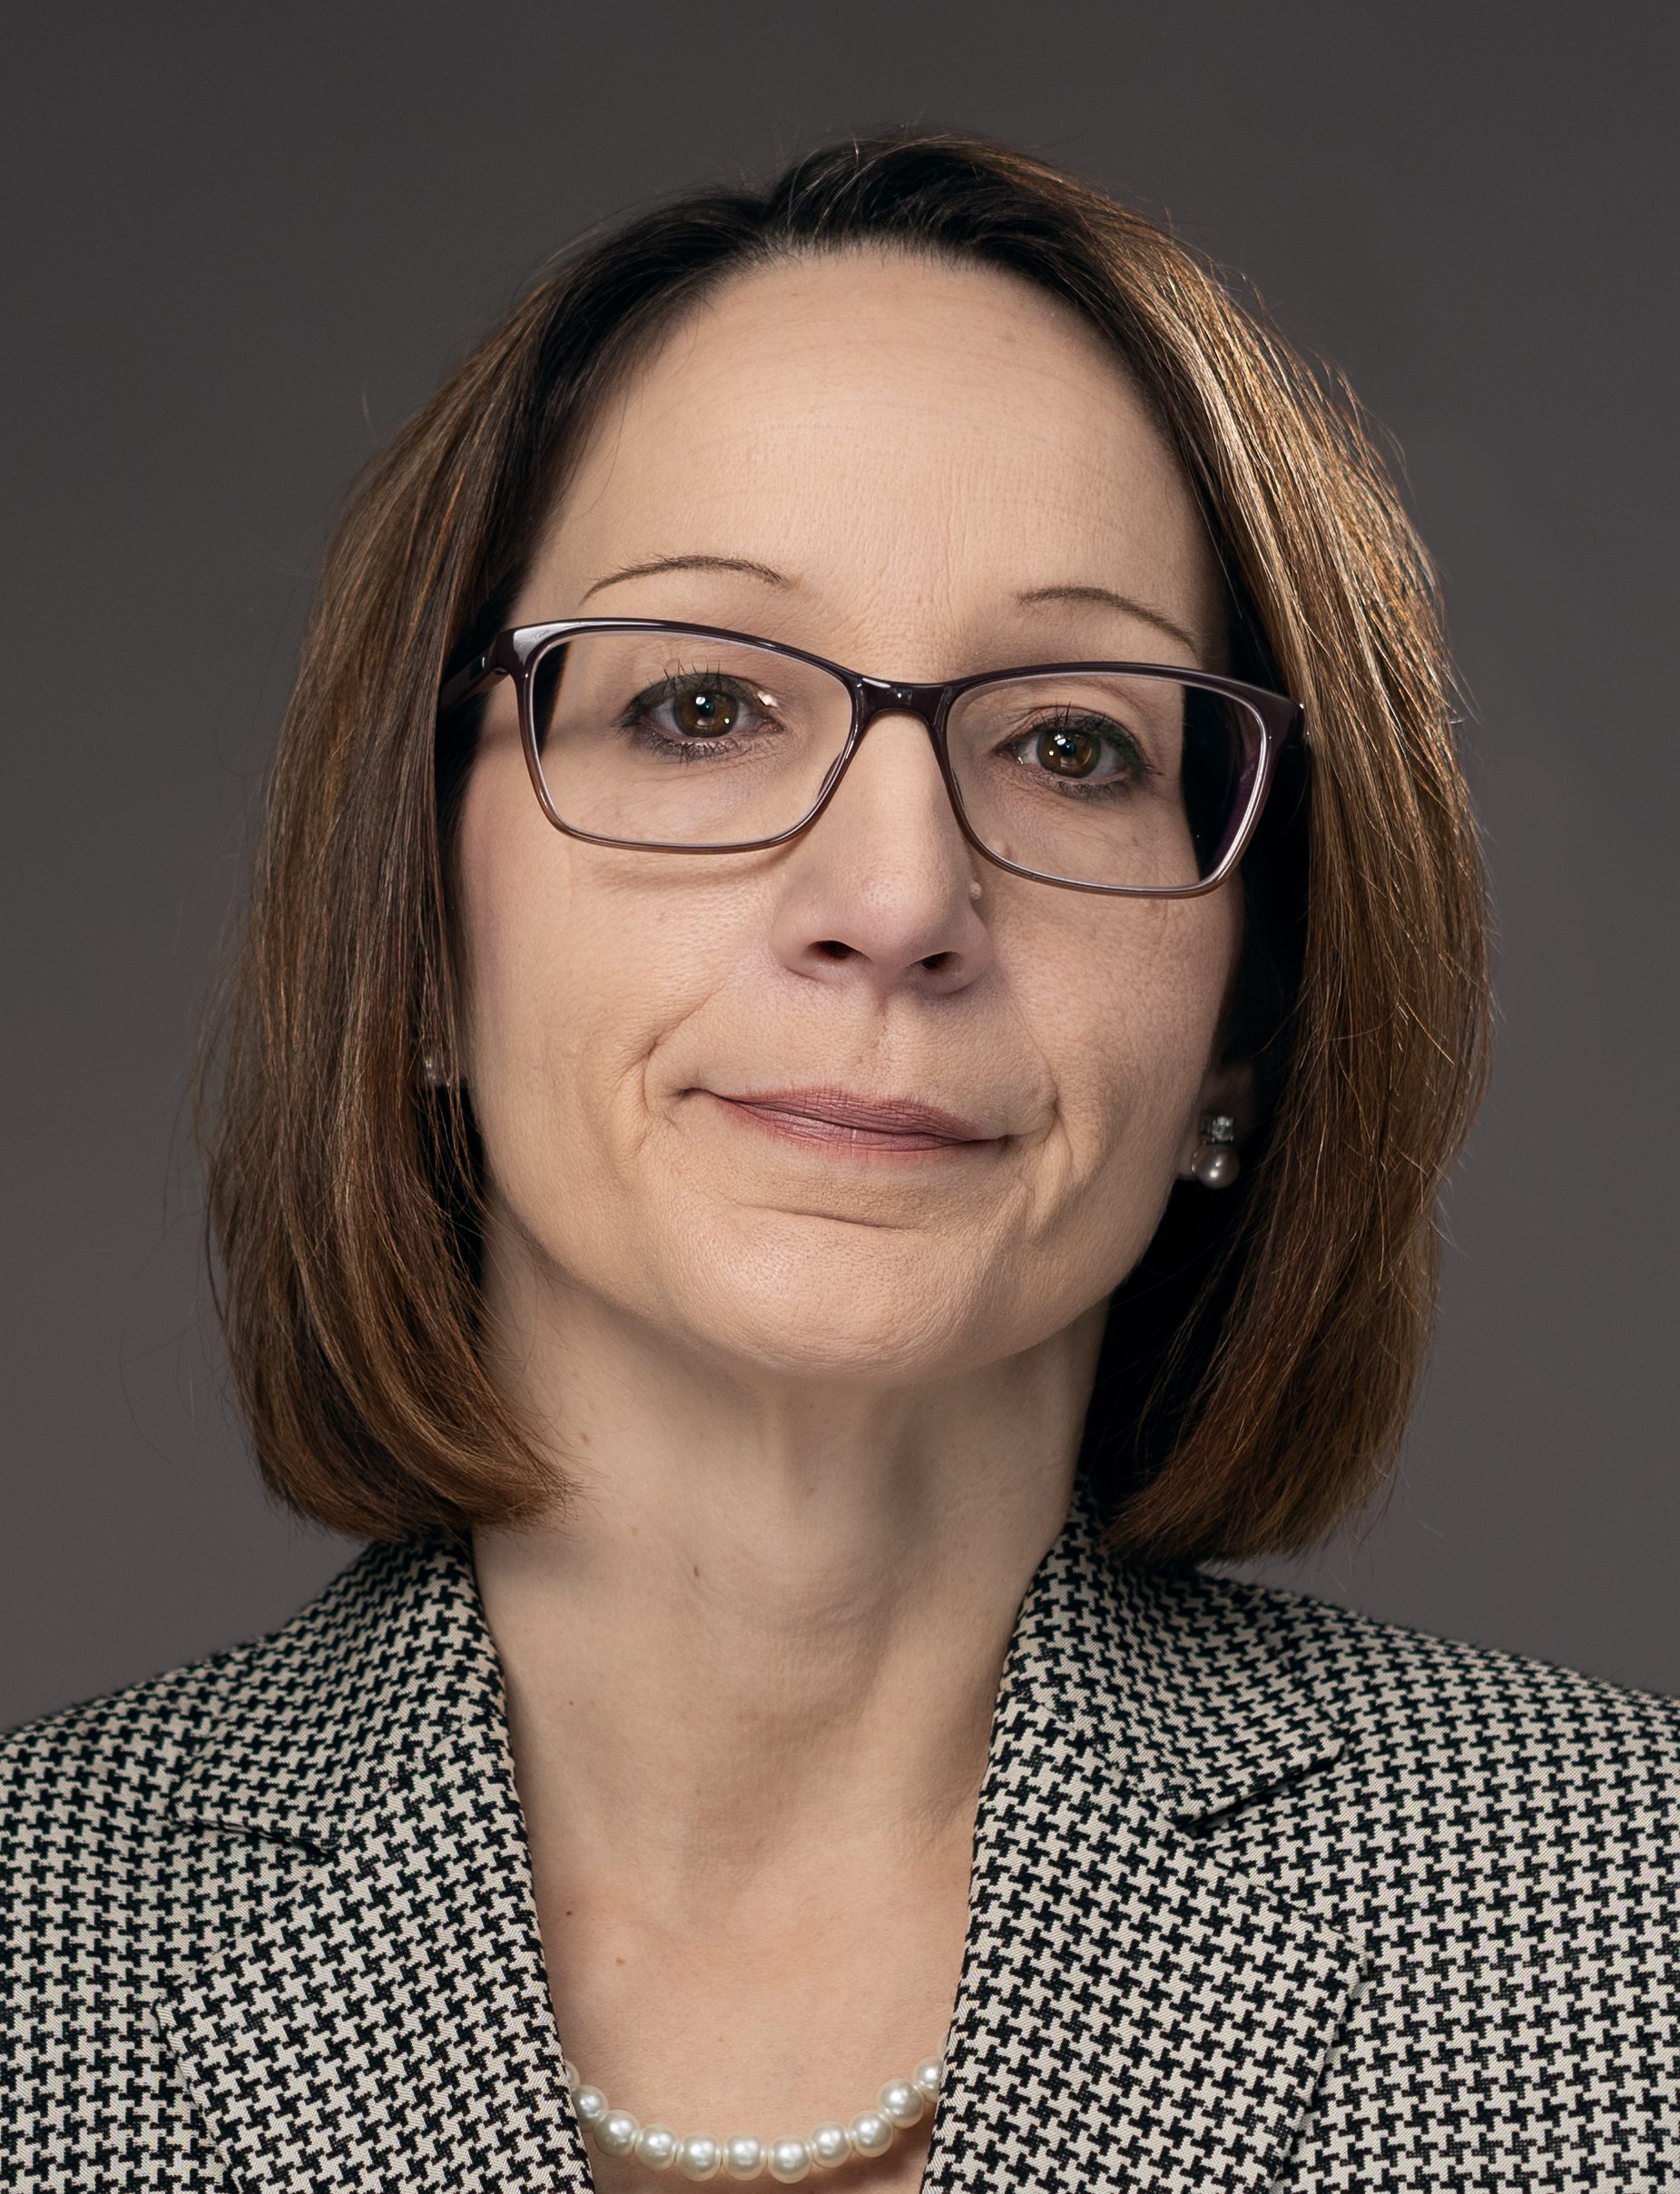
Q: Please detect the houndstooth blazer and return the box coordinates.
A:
[4,1469,1678,2190]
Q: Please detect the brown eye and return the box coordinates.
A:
[670,681,740,738]
[1036,722,1103,778]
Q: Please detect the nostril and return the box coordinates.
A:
[815,940,851,960]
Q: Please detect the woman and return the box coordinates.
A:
[3,127,1675,2191]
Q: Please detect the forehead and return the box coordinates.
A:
[523,247,1223,668]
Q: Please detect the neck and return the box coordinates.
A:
[470,1257,1105,1929]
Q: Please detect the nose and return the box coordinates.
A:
[765,703,990,999]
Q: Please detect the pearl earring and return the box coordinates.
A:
[1191,1112,1240,1189]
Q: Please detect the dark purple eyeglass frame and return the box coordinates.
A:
[437,617,1307,898]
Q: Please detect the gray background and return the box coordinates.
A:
[5,2,1675,1729]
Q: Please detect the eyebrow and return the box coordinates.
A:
[579,554,791,602]
[579,556,1203,658]
[1014,583,1202,661]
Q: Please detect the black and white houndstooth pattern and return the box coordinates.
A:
[4,1469,1677,2189]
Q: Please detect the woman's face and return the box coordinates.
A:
[455,249,1246,1388]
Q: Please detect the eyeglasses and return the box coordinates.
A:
[437,619,1305,897]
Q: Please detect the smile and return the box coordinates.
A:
[702,1087,999,1156]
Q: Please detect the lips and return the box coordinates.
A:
[707,1086,996,1146]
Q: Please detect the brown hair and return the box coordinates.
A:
[192,127,1490,1563]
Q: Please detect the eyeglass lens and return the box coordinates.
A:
[527,630,1261,889]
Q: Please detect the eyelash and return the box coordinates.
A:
[616,671,775,759]
[999,706,1155,799]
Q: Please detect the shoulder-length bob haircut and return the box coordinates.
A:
[194,126,1489,1565]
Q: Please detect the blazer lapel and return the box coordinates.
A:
[922,1474,1369,2191]
[151,1477,1364,2194]
[152,1538,593,2192]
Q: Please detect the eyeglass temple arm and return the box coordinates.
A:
[437,654,503,718]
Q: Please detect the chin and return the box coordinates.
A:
[666,1222,1001,1384]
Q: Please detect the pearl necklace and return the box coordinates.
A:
[564,2050,946,2181]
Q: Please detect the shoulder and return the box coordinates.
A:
[0,1545,385,1959]
[1155,1577,1680,2173]
[0,1540,467,2187]
[1,1636,257,1855]
[0,1553,388,2179]
[2,1618,269,2180]
[1211,1565,1680,1774]
[1111,1550,1680,1890]
[0,1642,266,2173]
[1,1549,364,1822]
[1182,1564,1680,1914]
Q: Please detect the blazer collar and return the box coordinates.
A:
[933,1473,1366,2186]
[157,1472,1367,2189]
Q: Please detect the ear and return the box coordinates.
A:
[1174,1055,1257,1181]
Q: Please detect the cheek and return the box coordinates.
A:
[1027,887,1238,1171]
[453,750,727,1205]
[454,753,610,1209]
